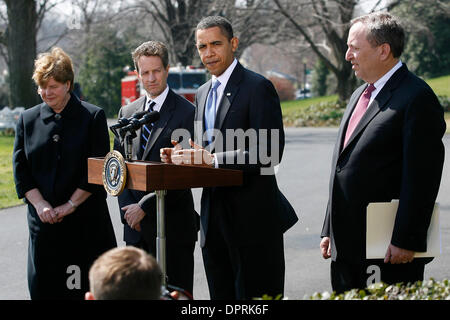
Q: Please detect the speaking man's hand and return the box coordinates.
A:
[160,140,182,164]
[320,237,332,259]
[170,139,215,167]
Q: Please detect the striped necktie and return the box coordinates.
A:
[204,79,221,144]
[139,100,156,159]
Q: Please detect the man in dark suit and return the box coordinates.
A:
[114,41,199,294]
[161,16,298,300]
[320,12,446,294]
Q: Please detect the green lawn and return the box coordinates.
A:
[0,135,21,208]
[281,75,450,131]
[426,75,450,96]
[427,75,450,131]
[282,95,338,111]
[281,75,450,113]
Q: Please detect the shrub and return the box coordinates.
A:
[309,278,450,300]
[438,95,450,112]
[283,94,448,128]
[283,100,346,127]
[0,128,15,136]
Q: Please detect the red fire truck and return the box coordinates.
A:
[121,65,208,106]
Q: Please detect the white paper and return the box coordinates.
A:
[366,200,441,259]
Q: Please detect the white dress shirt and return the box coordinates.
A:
[369,60,403,105]
[145,85,169,111]
[211,58,238,112]
[208,58,238,167]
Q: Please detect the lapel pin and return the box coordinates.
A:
[226,92,231,97]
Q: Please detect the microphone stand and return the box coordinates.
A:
[124,131,136,161]
[109,125,136,162]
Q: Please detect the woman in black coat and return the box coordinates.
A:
[12,47,117,299]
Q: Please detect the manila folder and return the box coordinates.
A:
[366,200,441,259]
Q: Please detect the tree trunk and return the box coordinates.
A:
[272,0,358,103]
[5,0,40,108]
[335,65,356,104]
[171,23,196,66]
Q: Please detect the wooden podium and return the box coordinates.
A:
[88,157,242,289]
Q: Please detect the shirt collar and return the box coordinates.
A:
[372,60,403,93]
[212,58,238,91]
[145,85,169,112]
[365,60,402,104]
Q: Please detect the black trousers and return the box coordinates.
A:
[331,258,425,294]
[127,238,196,295]
[202,210,285,300]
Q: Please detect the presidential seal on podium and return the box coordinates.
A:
[102,150,127,196]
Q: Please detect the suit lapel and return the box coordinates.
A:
[142,90,174,159]
[197,81,209,124]
[196,81,210,147]
[340,85,381,153]
[337,85,365,153]
[339,64,409,155]
[208,63,243,151]
[196,62,243,150]
[343,92,390,150]
[133,97,147,159]
[215,63,242,131]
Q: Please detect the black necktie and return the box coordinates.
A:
[138,101,156,159]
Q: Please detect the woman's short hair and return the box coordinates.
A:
[32,47,74,91]
[132,41,169,72]
[88,246,163,300]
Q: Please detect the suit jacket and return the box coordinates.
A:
[195,62,298,247]
[114,89,199,246]
[321,64,446,263]
[13,93,117,298]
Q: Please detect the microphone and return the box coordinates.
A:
[110,110,149,130]
[131,110,150,119]
[120,111,160,133]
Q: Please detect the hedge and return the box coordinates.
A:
[309,278,450,300]
[283,95,449,128]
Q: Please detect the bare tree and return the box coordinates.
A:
[129,0,210,66]
[63,0,139,75]
[270,0,358,102]
[386,0,450,78]
[387,0,450,16]
[1,0,39,108]
[0,0,64,108]
[219,0,291,59]
[129,0,287,66]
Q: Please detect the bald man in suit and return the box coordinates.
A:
[320,12,446,294]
